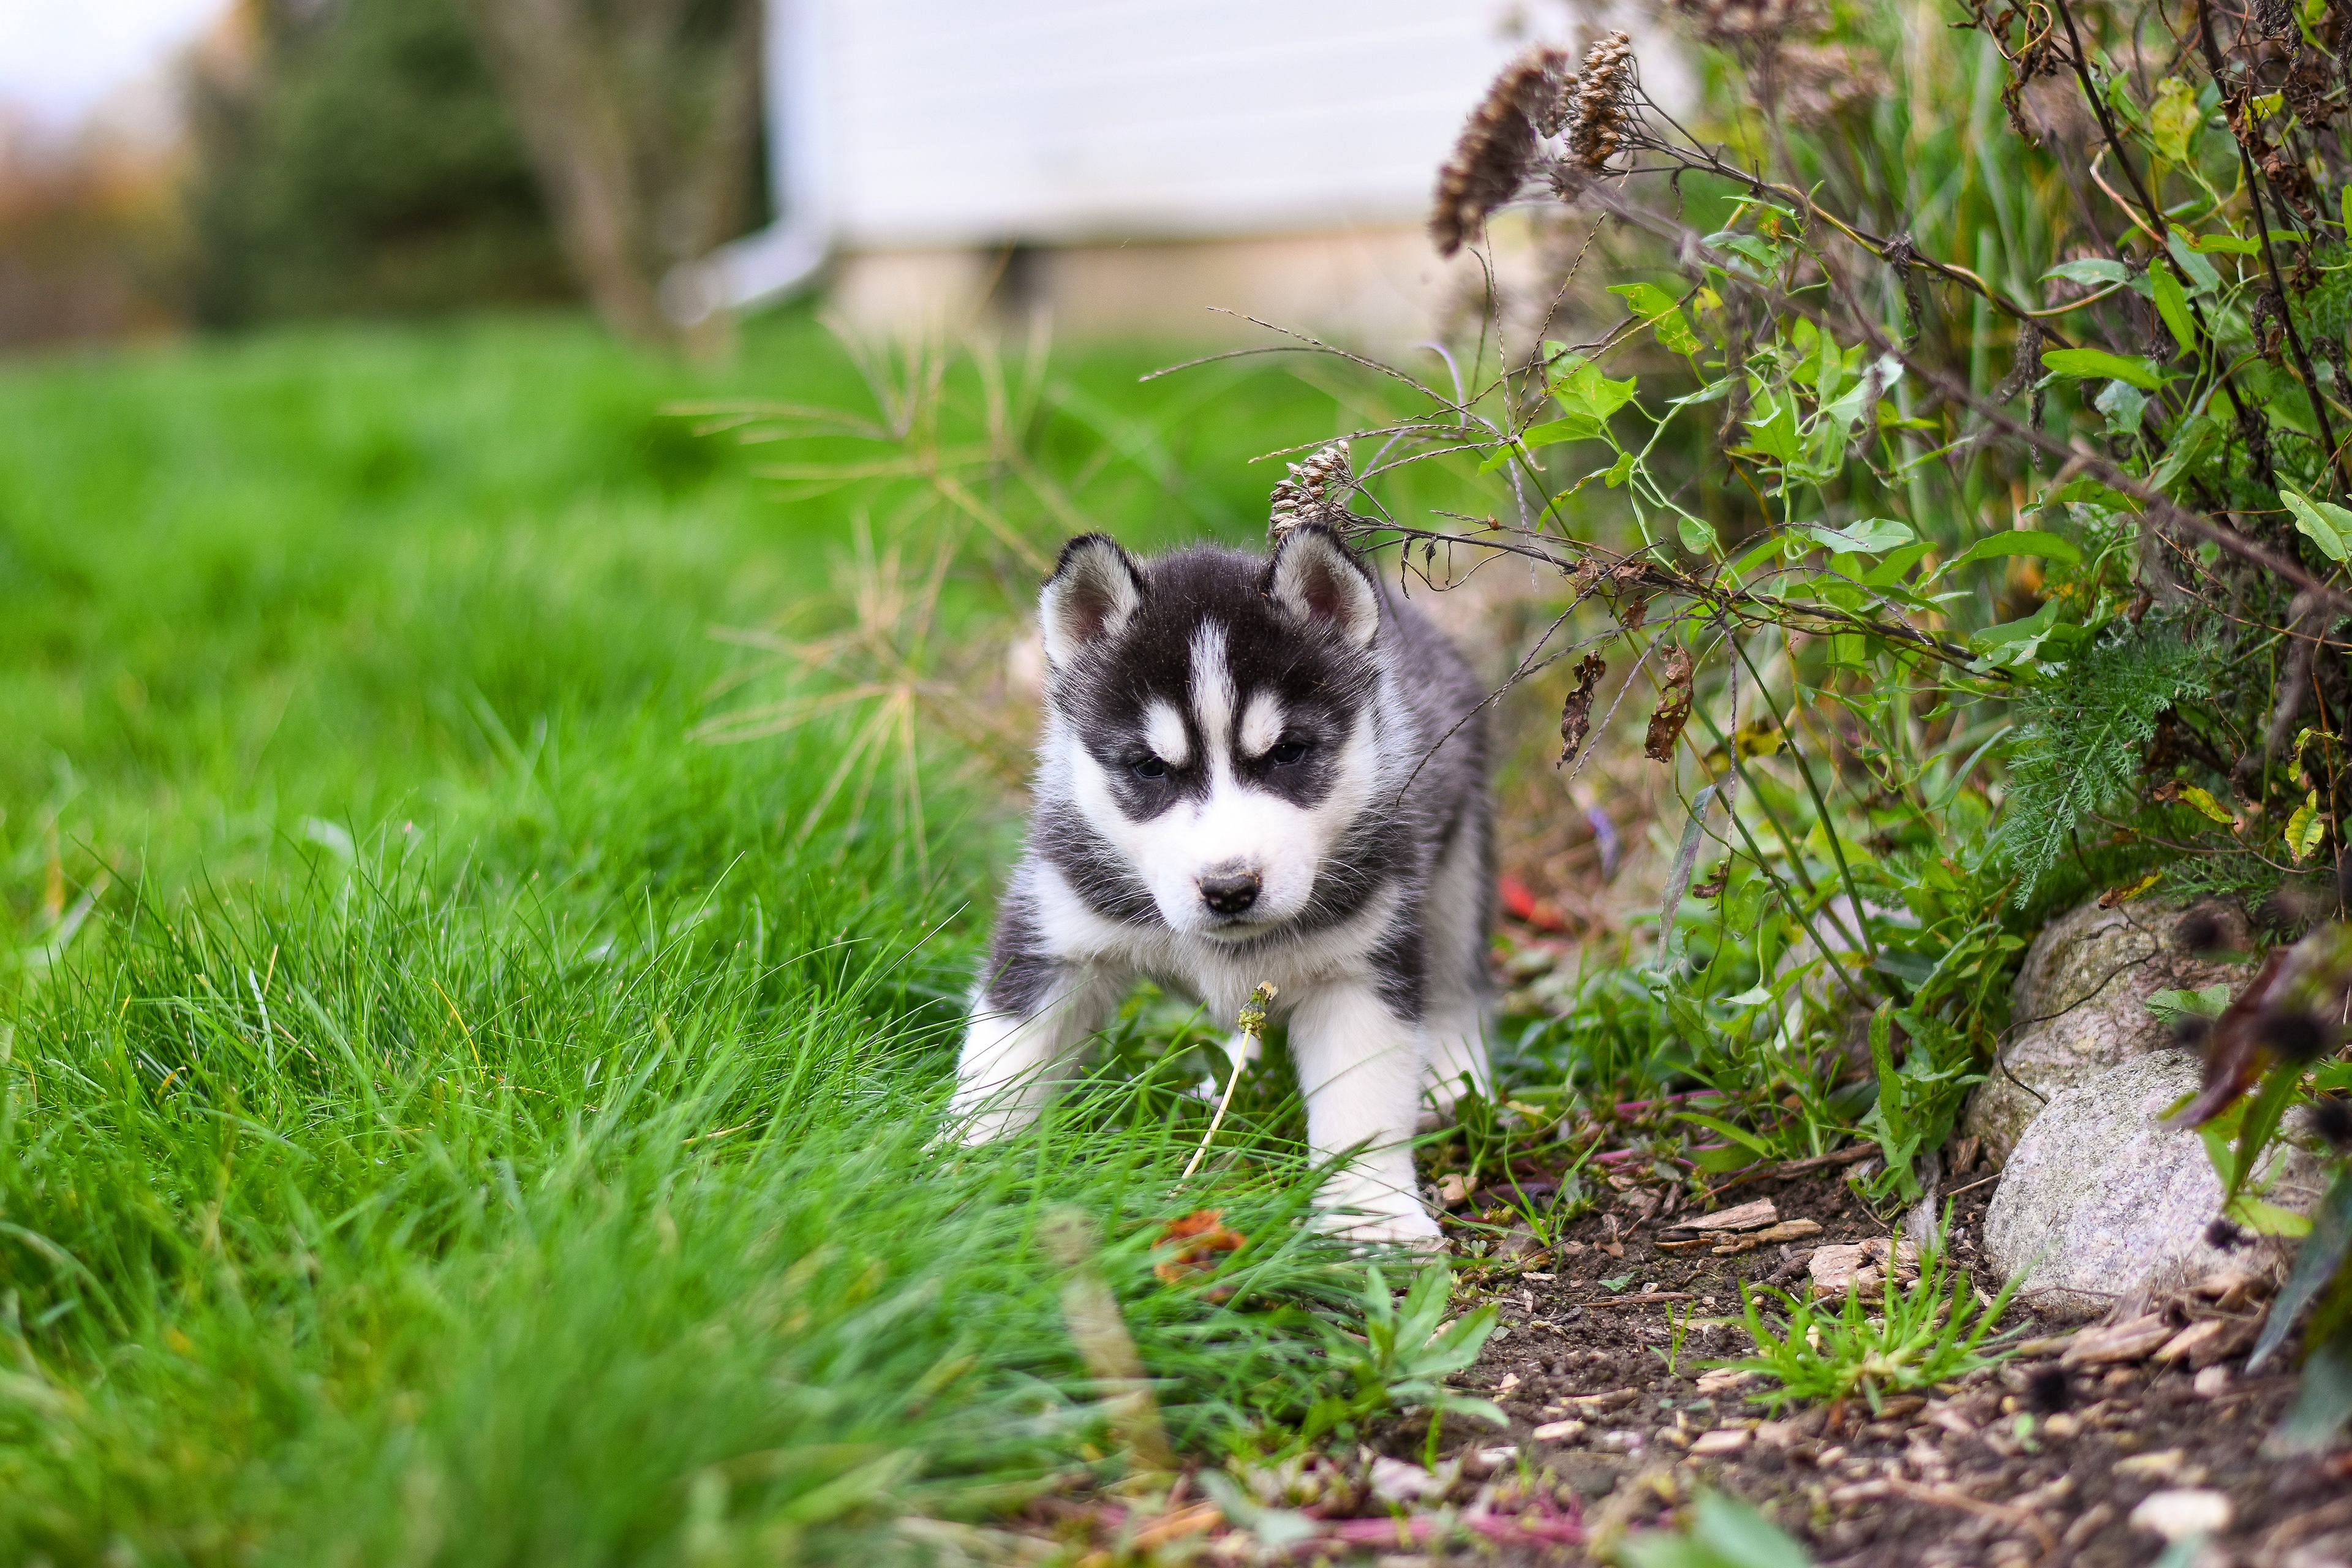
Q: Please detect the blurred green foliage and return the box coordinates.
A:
[184,0,573,325]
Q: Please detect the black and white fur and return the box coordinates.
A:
[949,524,1494,1243]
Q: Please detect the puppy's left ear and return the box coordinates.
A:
[1267,525,1380,649]
[1040,533,1145,668]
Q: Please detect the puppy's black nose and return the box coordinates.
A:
[1199,870,1261,916]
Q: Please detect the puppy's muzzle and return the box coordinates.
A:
[1197,869,1261,916]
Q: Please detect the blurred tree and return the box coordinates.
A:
[186,0,575,326]
[454,0,765,349]
[0,123,186,350]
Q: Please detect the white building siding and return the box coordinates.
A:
[818,0,1531,248]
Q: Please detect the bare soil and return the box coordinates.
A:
[1389,1160,2352,1566]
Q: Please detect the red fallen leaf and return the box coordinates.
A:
[1153,1209,1245,1289]
[1498,875,1569,932]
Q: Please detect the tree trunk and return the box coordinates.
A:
[456,0,762,350]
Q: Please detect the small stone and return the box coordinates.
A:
[2129,1488,2233,1540]
[1593,1429,1644,1452]
[2114,1448,2188,1482]
[1754,1420,1801,1447]
[1923,1404,1975,1437]
[1695,1367,1754,1395]
[1561,1387,1643,1410]
[1689,1428,1751,1456]
[1495,1373,1521,1394]
[2063,1504,2117,1549]
[2015,1474,2076,1511]
[2193,1365,2231,1397]
[1531,1418,1586,1442]
[1369,1457,1441,1502]
[1466,1446,1517,1475]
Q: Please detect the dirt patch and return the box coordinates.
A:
[1392,1164,2352,1566]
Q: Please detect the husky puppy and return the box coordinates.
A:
[949,524,1493,1243]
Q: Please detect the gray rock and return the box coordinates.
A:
[1963,899,2252,1161]
[1982,1052,2322,1319]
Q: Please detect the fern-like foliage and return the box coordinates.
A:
[1998,622,2213,905]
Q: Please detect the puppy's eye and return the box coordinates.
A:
[1131,755,1169,780]
[1269,739,1310,766]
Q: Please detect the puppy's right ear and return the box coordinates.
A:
[1039,534,1145,668]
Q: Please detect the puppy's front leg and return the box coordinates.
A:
[1287,981,1440,1245]
[949,963,1115,1143]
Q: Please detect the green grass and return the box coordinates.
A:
[0,308,1403,1563]
[1715,1215,2018,1415]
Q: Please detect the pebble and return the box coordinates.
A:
[2129,1488,2233,1540]
[1689,1428,1750,1456]
[1529,1418,1586,1442]
[2193,1365,2231,1398]
[1368,1457,1441,1502]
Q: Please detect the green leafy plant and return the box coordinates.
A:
[1714,1214,2018,1413]
[1624,1491,1815,1568]
[1995,624,2215,905]
[1297,1264,1502,1449]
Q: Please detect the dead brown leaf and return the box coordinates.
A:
[1644,646,1695,762]
[1557,652,1608,767]
[1153,1209,1245,1292]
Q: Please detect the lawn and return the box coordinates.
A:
[0,309,1399,1563]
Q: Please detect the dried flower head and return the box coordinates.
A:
[1669,0,1823,48]
[2256,1006,2332,1061]
[2285,45,2342,127]
[1566,32,1640,172]
[2174,907,2228,954]
[1776,42,1883,124]
[1430,45,1568,257]
[2026,1367,2072,1413]
[1268,443,1358,540]
[2310,1094,2352,1150]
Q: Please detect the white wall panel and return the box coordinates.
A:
[815,0,1531,247]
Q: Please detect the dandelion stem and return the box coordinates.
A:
[1181,983,1276,1181]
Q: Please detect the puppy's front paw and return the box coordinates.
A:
[1314,1175,1444,1251]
